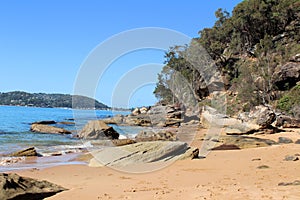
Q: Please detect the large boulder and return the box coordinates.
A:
[272,62,300,90]
[77,120,119,140]
[275,114,300,128]
[9,147,38,157]
[30,124,72,134]
[0,173,66,200]
[247,105,276,128]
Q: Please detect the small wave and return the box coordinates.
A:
[0,157,25,166]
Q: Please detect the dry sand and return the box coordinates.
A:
[14,129,300,200]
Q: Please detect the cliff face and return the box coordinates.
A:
[0,91,108,109]
[154,0,300,117]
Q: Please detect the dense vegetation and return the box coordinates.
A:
[154,0,300,117]
[0,91,109,109]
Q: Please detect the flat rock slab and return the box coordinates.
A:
[89,141,188,171]
[30,124,71,134]
[0,173,66,200]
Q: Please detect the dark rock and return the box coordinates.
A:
[272,62,300,90]
[295,139,300,144]
[30,124,72,134]
[191,148,199,159]
[284,155,299,161]
[252,158,261,161]
[278,137,293,144]
[112,139,136,146]
[78,120,119,140]
[58,121,75,125]
[9,147,38,157]
[275,115,300,128]
[0,173,66,200]
[77,120,119,140]
[135,130,177,142]
[211,144,240,150]
[278,180,300,186]
[31,120,56,125]
[257,165,270,169]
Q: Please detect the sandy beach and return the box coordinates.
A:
[13,129,300,200]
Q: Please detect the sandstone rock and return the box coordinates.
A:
[248,105,276,128]
[217,135,276,149]
[77,120,119,140]
[211,144,240,150]
[0,173,66,200]
[278,180,300,186]
[284,155,299,161]
[112,139,136,146]
[102,115,124,125]
[132,108,140,116]
[278,137,293,144]
[257,165,270,169]
[30,124,72,134]
[135,130,177,142]
[9,147,38,157]
[139,107,148,114]
[89,141,189,169]
[272,62,300,90]
[179,148,202,160]
[276,115,300,128]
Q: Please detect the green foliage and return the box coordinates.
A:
[0,91,108,109]
[277,84,300,114]
[154,0,300,112]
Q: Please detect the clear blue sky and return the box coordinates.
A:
[0,0,241,108]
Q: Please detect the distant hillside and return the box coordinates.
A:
[0,91,109,109]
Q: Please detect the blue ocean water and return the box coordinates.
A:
[0,105,134,156]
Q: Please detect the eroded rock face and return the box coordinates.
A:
[30,124,71,134]
[0,173,66,200]
[272,62,300,90]
[77,120,119,140]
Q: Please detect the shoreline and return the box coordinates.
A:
[11,141,300,200]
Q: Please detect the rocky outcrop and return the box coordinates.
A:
[0,173,66,200]
[275,115,300,128]
[77,120,119,140]
[239,105,276,128]
[272,62,300,90]
[207,135,276,149]
[31,120,56,125]
[30,124,72,134]
[112,139,136,146]
[9,147,38,157]
[103,104,185,127]
[89,141,189,169]
[201,105,280,135]
[135,130,177,142]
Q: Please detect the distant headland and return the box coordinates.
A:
[0,91,109,109]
